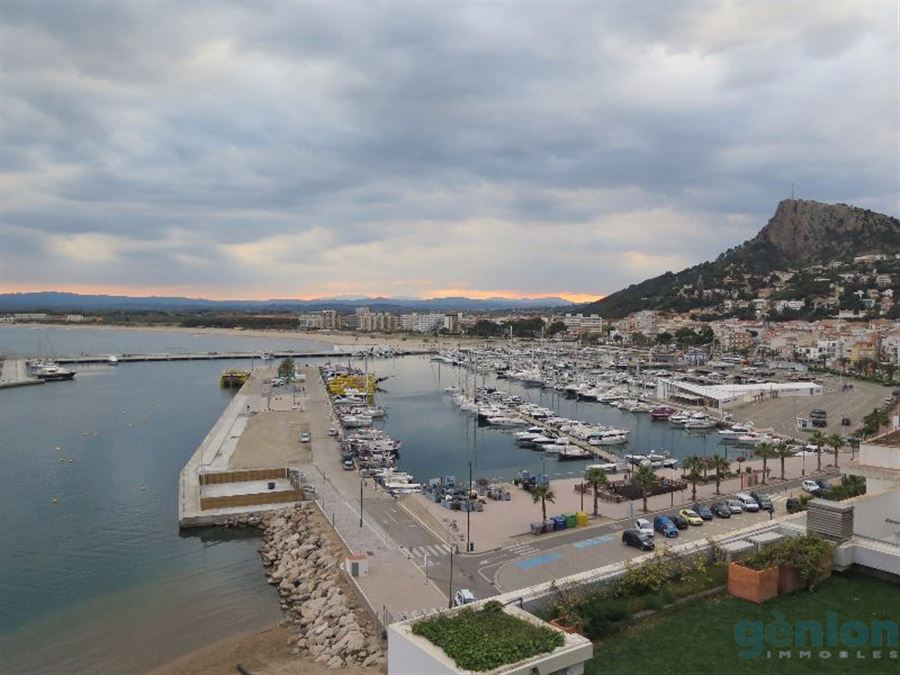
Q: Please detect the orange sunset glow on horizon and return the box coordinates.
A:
[1,283,603,305]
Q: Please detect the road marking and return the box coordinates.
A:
[401,544,452,560]
[572,534,615,549]
[503,542,539,556]
[517,552,563,570]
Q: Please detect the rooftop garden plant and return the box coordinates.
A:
[411,600,565,672]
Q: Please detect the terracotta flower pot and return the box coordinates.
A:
[728,561,779,604]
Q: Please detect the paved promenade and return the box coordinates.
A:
[299,367,446,622]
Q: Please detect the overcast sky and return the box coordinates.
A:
[1,1,897,301]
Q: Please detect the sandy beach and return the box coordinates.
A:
[150,624,384,675]
[8,321,495,352]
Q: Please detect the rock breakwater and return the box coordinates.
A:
[226,505,384,669]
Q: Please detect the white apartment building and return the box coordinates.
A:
[399,313,444,333]
[561,313,604,334]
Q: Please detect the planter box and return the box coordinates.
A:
[778,564,806,595]
[548,617,581,635]
[728,562,778,604]
[778,555,833,595]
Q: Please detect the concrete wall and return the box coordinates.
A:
[387,623,457,675]
[859,442,900,472]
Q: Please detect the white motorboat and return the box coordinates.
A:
[487,416,526,426]
[557,447,592,461]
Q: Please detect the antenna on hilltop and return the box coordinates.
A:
[791,182,794,200]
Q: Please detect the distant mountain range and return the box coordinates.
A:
[0,292,574,313]
[583,199,900,319]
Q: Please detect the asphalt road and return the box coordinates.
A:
[421,469,838,602]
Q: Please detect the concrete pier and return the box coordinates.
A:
[178,367,314,527]
[0,359,43,389]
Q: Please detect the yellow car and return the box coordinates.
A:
[679,509,704,526]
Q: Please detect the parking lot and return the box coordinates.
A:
[491,495,799,590]
[730,373,893,438]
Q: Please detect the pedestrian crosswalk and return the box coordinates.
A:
[503,542,540,558]
[400,544,453,561]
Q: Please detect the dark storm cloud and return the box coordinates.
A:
[1,1,896,298]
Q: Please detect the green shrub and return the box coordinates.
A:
[411,603,565,671]
[738,534,833,588]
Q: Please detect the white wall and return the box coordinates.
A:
[387,624,456,675]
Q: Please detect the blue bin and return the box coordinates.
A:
[552,515,566,531]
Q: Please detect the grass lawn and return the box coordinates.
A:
[585,571,900,675]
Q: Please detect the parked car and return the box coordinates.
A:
[342,460,355,471]
[299,432,311,443]
[692,503,714,520]
[812,418,827,428]
[679,509,704,526]
[711,502,732,518]
[749,491,774,512]
[635,518,655,537]
[328,427,338,436]
[670,514,689,530]
[734,493,760,512]
[801,479,822,494]
[653,515,679,538]
[453,589,476,607]
[622,529,655,551]
[809,408,827,419]
[725,499,744,513]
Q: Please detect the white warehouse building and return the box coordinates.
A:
[656,379,823,409]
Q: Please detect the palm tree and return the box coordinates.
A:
[774,441,794,481]
[531,483,556,522]
[827,433,844,468]
[584,467,608,517]
[754,442,778,484]
[809,430,827,472]
[708,454,729,495]
[682,455,705,501]
[631,464,658,513]
[863,408,889,436]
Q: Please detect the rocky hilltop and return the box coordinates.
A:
[752,199,899,264]
[584,199,899,319]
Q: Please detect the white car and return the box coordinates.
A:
[734,493,760,512]
[725,499,744,514]
[299,432,311,443]
[635,518,655,537]
[453,589,476,607]
[802,479,822,493]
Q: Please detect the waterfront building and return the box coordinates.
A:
[322,310,339,330]
[399,313,444,333]
[561,313,604,335]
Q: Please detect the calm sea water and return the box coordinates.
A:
[375,357,726,484]
[0,328,724,674]
[0,324,331,357]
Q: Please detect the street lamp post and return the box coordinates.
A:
[359,476,364,528]
[466,461,472,553]
[448,545,458,609]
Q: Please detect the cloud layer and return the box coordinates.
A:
[2,1,897,300]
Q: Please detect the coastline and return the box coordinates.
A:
[4,321,494,352]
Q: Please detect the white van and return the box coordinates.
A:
[734,493,760,512]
